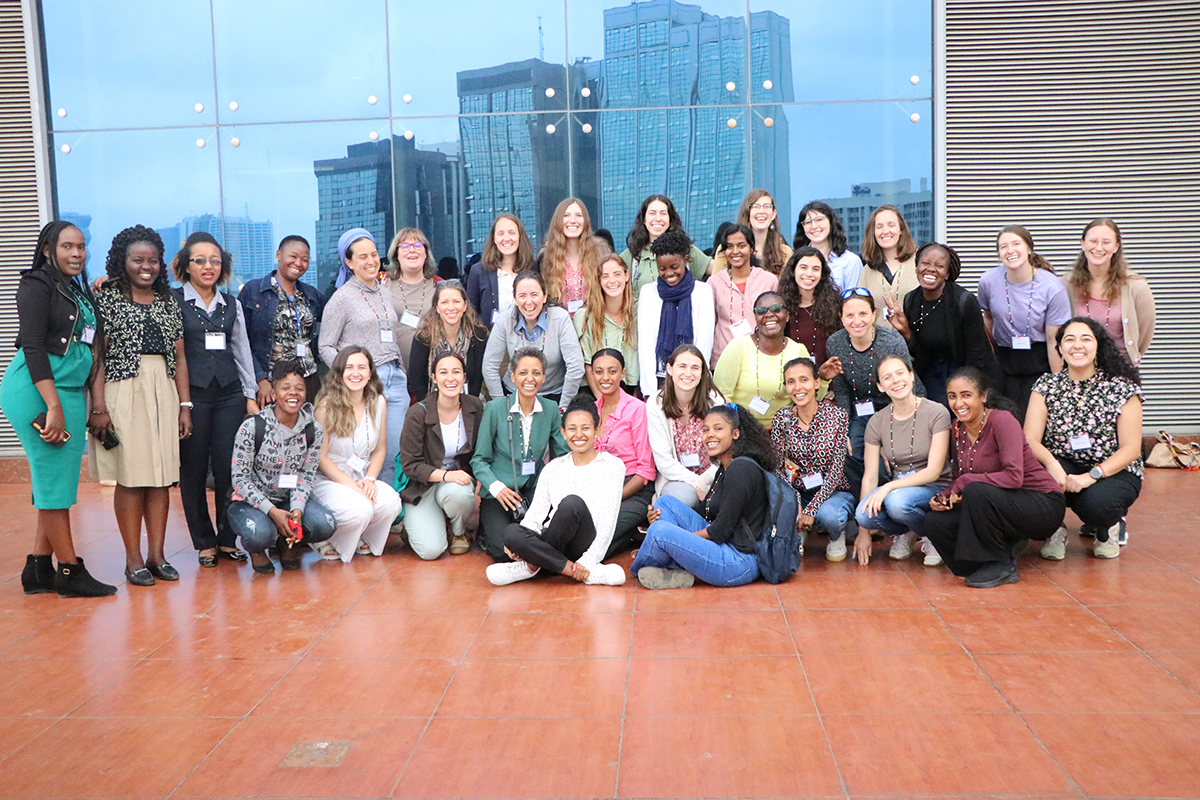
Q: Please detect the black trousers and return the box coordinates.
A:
[479,496,516,562]
[179,378,245,551]
[994,345,1051,422]
[924,482,1065,577]
[605,482,654,560]
[504,495,596,575]
[1057,456,1142,533]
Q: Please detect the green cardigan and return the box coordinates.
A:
[621,243,712,297]
[470,395,570,499]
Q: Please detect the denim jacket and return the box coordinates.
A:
[237,271,327,382]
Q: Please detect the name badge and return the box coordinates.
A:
[205,332,227,350]
[730,319,753,338]
[1069,434,1092,451]
[80,326,95,344]
[346,454,367,473]
[748,395,771,415]
[680,452,701,468]
[567,299,584,314]
[277,473,299,489]
[1012,335,1032,350]
[896,469,916,479]
[801,472,823,490]
[380,329,394,343]
[295,342,308,358]
[521,460,537,476]
[855,400,875,417]
[400,311,421,328]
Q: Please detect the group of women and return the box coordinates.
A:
[2,195,1154,595]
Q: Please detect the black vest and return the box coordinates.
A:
[175,288,240,389]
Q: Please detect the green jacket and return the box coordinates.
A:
[470,395,570,499]
[621,243,713,297]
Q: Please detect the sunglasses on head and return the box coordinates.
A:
[840,287,872,300]
[753,303,784,315]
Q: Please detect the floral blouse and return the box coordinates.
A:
[1032,370,1143,478]
[672,413,710,475]
[95,287,184,382]
[770,403,850,516]
[271,282,318,377]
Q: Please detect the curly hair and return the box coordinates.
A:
[1067,218,1128,304]
[649,229,692,260]
[778,246,842,336]
[315,346,384,439]
[792,200,850,256]
[171,231,232,285]
[914,241,961,284]
[861,205,918,268]
[626,194,684,257]
[481,213,534,273]
[104,225,170,299]
[539,197,599,305]
[580,250,636,357]
[706,403,779,472]
[1055,316,1141,385]
[736,189,788,274]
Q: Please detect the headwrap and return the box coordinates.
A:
[336,228,376,289]
[654,269,696,377]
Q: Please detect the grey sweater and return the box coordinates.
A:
[231,404,324,514]
[826,326,925,414]
[482,305,584,409]
[318,278,404,369]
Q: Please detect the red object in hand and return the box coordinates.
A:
[288,518,303,542]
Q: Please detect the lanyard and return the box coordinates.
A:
[1004,276,1034,338]
[914,296,943,331]
[847,334,876,405]
[399,278,430,316]
[753,335,785,399]
[273,276,305,338]
[359,282,393,332]
[1085,295,1112,329]
[954,411,988,474]
[888,399,920,473]
[726,272,750,327]
[793,305,820,355]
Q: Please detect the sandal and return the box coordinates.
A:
[356,542,373,556]
[310,541,341,561]
[198,552,218,568]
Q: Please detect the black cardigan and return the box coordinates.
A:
[902,280,999,383]
[703,457,768,554]
[13,267,104,383]
[406,328,488,399]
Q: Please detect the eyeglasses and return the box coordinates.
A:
[190,257,223,267]
[397,241,425,251]
[802,216,828,228]
[753,303,785,315]
[749,202,774,212]
[840,287,872,300]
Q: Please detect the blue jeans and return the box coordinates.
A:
[855,483,942,537]
[657,479,702,509]
[807,491,857,542]
[631,496,758,587]
[227,498,337,553]
[376,360,410,485]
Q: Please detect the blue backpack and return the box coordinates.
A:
[732,456,803,584]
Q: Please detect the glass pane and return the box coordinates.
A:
[43,0,216,131]
[50,128,221,282]
[212,0,389,124]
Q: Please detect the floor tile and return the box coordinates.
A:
[803,652,1009,714]
[307,613,483,659]
[253,657,456,718]
[786,608,961,654]
[394,717,620,798]
[1046,567,1200,605]
[468,612,632,659]
[0,657,133,717]
[1148,650,1200,694]
[618,715,842,797]
[487,580,635,613]
[937,606,1136,653]
[626,656,815,716]
[631,611,795,657]
[1,611,186,660]
[1089,603,1200,651]
[632,581,782,612]
[910,568,1079,607]
[149,611,335,660]
[775,570,928,610]
[0,717,55,762]
[348,574,495,615]
[437,657,627,717]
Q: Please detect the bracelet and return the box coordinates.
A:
[179,401,194,409]
[90,409,106,416]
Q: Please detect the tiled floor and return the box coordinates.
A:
[1,470,1199,799]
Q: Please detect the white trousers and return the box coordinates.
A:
[311,479,402,562]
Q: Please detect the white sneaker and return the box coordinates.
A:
[1093,524,1121,559]
[1118,517,1128,546]
[920,537,943,566]
[889,532,914,560]
[826,537,848,562]
[1040,526,1068,561]
[584,563,627,586]
[486,561,539,586]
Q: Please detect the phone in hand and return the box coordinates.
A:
[31,412,70,442]
[287,518,304,542]
[101,429,120,450]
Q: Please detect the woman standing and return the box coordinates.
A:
[853,355,952,566]
[171,233,259,568]
[319,228,409,483]
[647,344,723,509]
[1025,318,1144,560]
[793,201,864,292]
[386,227,441,372]
[537,197,599,313]
[1063,218,1155,365]
[621,195,712,295]
[485,398,627,587]
[778,246,842,366]
[922,368,1064,588]
[977,225,1071,419]
[89,226,190,587]
[632,404,774,590]
[467,214,534,329]
[407,280,488,398]
[574,250,639,396]
[2,221,116,596]
[709,224,780,364]
[482,271,585,409]
[399,352,484,559]
[710,190,793,276]
[311,346,402,561]
[771,358,856,562]
[470,348,570,561]
[636,231,716,395]
[857,205,919,331]
[887,242,998,407]
[712,291,809,429]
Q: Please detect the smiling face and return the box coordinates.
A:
[876,356,913,402]
[562,203,585,240]
[724,230,752,271]
[917,246,950,293]
[493,217,520,257]
[273,372,307,416]
[1059,321,1099,371]
[801,210,830,247]
[754,293,788,338]
[47,226,86,278]
[511,355,546,398]
[345,238,381,284]
[434,355,465,396]
[841,297,874,340]
[793,254,823,294]
[591,354,625,397]
[599,257,629,298]
[784,362,818,409]
[1081,224,1119,271]
[656,252,688,286]
[946,377,986,426]
[436,286,467,328]
[276,241,310,282]
[873,209,901,253]
[666,350,704,394]
[747,195,776,233]
[125,241,161,290]
[702,412,738,460]
[514,277,546,322]
[342,352,371,394]
[644,200,671,241]
[996,232,1031,272]
[186,242,223,289]
[395,234,427,275]
[562,409,598,454]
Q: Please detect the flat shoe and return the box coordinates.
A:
[251,559,275,575]
[147,561,179,581]
[125,566,155,586]
[217,548,247,562]
[198,553,218,568]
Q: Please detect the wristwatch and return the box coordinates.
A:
[1089,465,1104,480]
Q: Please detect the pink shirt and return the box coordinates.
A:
[595,390,657,483]
[709,267,779,364]
[1084,295,1127,359]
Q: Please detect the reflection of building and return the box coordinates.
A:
[157,214,275,282]
[821,179,934,253]
[599,0,793,237]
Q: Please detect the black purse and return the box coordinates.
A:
[504,413,530,523]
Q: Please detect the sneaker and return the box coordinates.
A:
[636,566,695,590]
[1118,517,1128,546]
[826,537,847,562]
[486,561,539,586]
[1093,523,1121,559]
[584,563,627,586]
[889,532,914,560]
[1040,526,1068,561]
[919,537,943,567]
[1079,523,1097,539]
[449,535,470,555]
[964,561,1019,589]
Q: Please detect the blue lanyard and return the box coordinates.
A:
[274,276,304,337]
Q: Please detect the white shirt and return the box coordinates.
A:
[520,451,626,568]
[827,249,865,293]
[439,412,466,469]
[488,399,544,499]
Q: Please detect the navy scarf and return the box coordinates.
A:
[655,269,696,375]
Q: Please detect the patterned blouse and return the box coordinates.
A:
[270,281,318,377]
[672,414,710,475]
[771,403,851,516]
[563,261,586,307]
[95,287,184,382]
[1031,370,1143,478]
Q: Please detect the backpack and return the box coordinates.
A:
[732,456,803,584]
[250,413,316,455]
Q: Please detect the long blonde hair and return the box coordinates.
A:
[315,346,384,439]
[539,197,599,304]
[1068,218,1128,303]
[737,189,788,274]
[580,249,636,354]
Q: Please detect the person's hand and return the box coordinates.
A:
[818,357,842,381]
[853,530,873,565]
[646,504,662,524]
[797,513,814,531]
[496,486,524,511]
[39,405,69,444]
[929,494,951,512]
[356,477,378,502]
[947,492,962,508]
[1064,473,1095,494]
[443,470,472,486]
[1047,462,1069,491]
[256,379,275,408]
[267,506,293,541]
[246,398,260,415]
[864,485,891,516]
[179,406,193,439]
[883,292,910,337]
[563,560,590,582]
[91,275,109,293]
[87,409,113,439]
[503,546,525,563]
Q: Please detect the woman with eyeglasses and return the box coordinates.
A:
[778,246,842,367]
[621,195,712,295]
[857,205,920,331]
[407,281,488,399]
[636,230,716,395]
[1062,218,1155,366]
[885,242,998,407]
[171,233,259,568]
[536,197,599,314]
[574,249,639,396]
[712,290,810,430]
[977,225,1071,419]
[386,228,442,377]
[710,190,793,276]
[467,213,534,329]
[793,201,863,292]
[709,223,779,365]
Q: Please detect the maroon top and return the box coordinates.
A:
[945,408,1062,496]
[787,305,828,366]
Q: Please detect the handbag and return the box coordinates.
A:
[1147,430,1200,471]
[503,412,530,522]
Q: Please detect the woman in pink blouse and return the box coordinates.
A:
[709,223,779,364]
[536,197,600,314]
[592,348,656,558]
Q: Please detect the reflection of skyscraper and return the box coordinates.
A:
[599,0,793,237]
[158,214,275,282]
[821,180,934,254]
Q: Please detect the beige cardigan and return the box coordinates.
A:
[857,257,919,330]
[1062,271,1155,364]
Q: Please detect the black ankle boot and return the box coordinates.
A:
[55,558,118,598]
[21,554,55,595]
